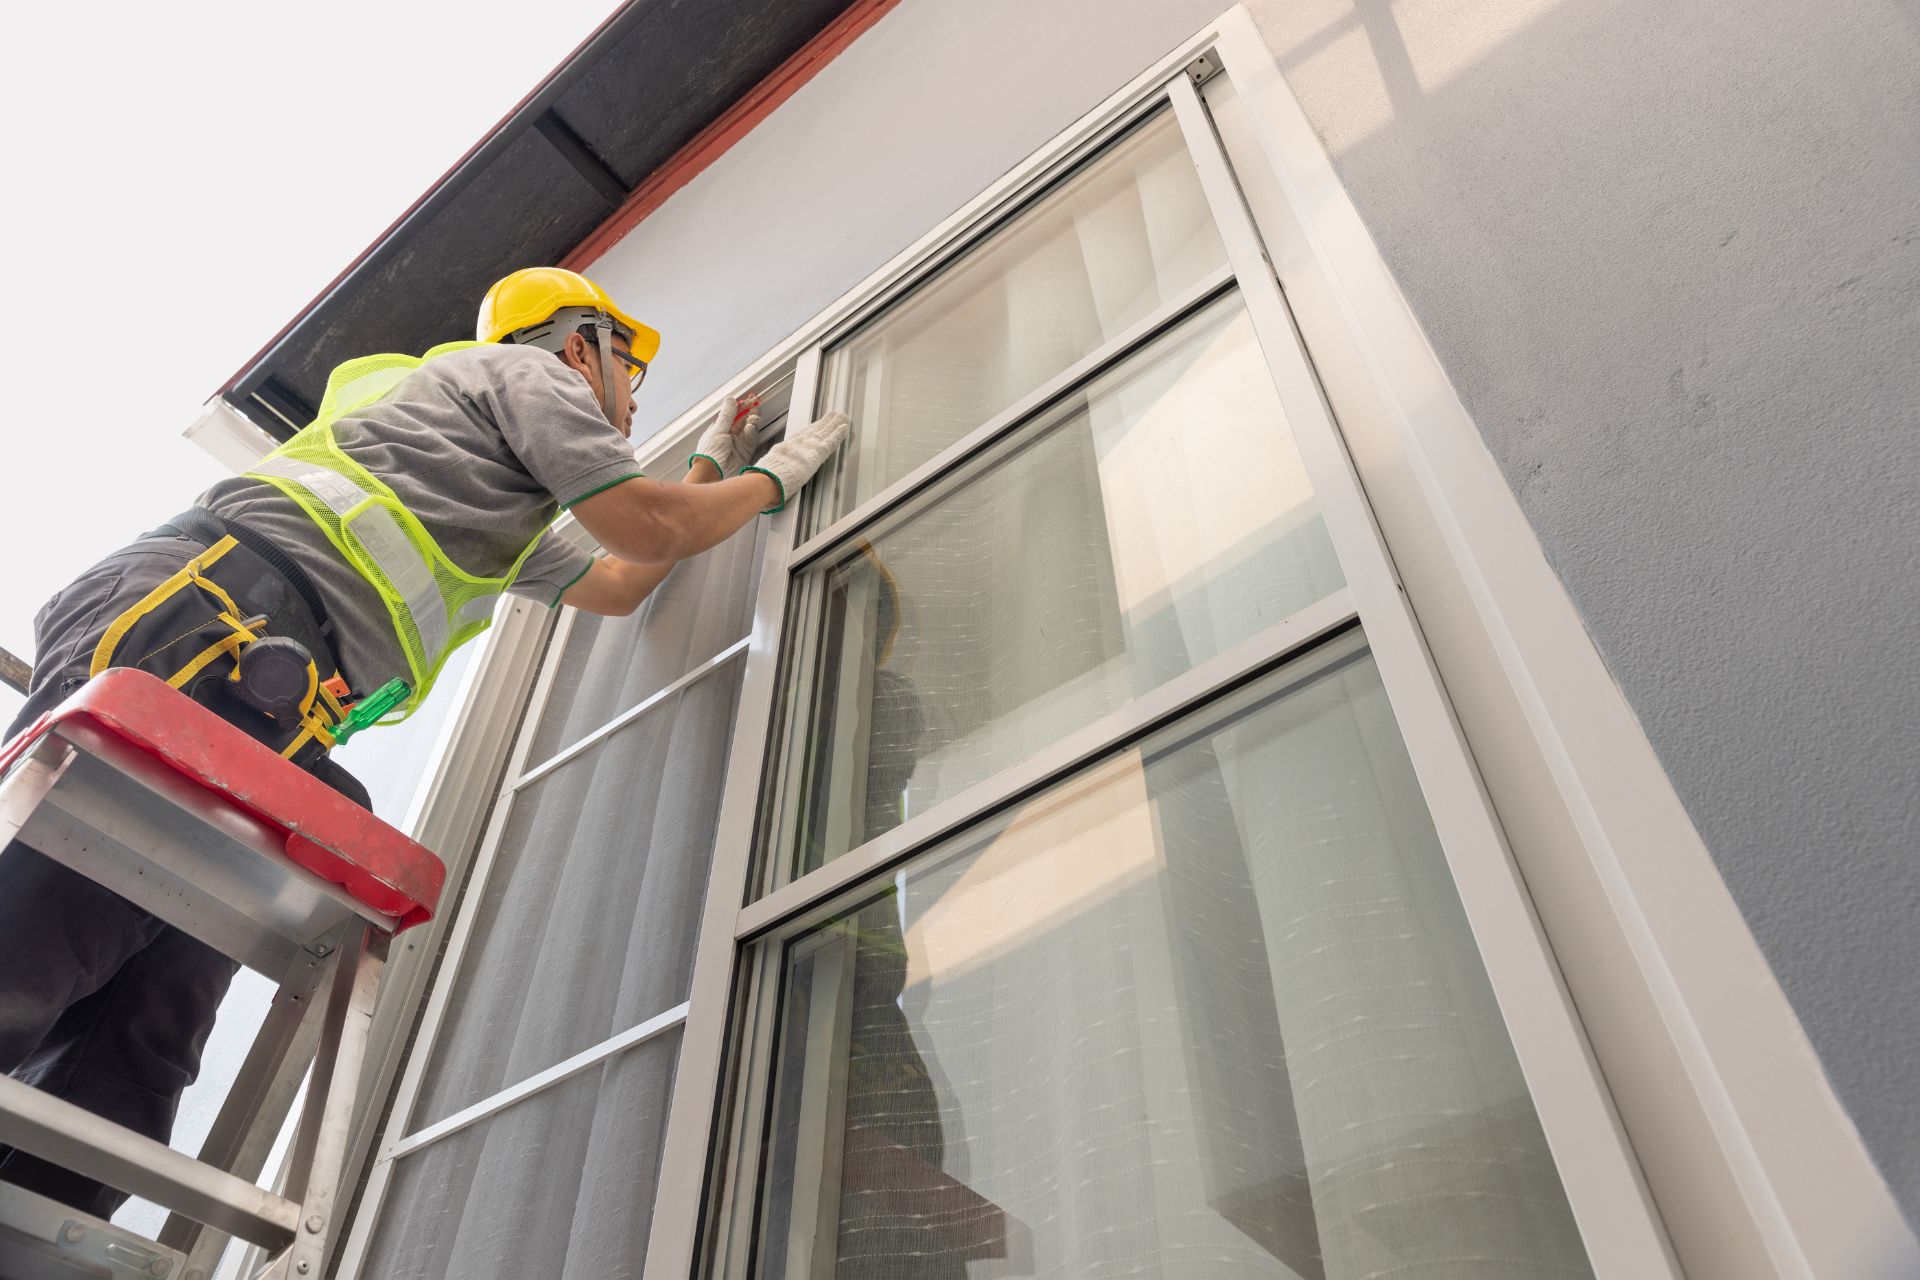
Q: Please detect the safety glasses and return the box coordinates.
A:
[609,345,648,392]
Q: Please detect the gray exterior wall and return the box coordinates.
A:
[1240,0,1920,1221]
[585,0,1920,1222]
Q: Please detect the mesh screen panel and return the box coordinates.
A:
[412,667,738,1125]
[530,514,766,764]
[364,1031,680,1280]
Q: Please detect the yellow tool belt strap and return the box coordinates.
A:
[279,692,339,760]
[89,536,343,759]
[91,537,241,678]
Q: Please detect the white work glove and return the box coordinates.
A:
[688,394,760,479]
[741,411,851,513]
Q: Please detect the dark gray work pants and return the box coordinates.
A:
[0,534,368,1219]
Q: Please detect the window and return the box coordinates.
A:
[677,76,1653,1279]
[737,633,1590,1278]
[348,34,1672,1280]
[770,293,1341,882]
[806,112,1228,527]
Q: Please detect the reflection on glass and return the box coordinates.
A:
[750,639,1593,1280]
[776,296,1343,879]
[812,111,1228,524]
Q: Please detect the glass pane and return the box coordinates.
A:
[365,1030,679,1280]
[773,295,1343,880]
[746,638,1593,1279]
[812,110,1228,523]
[413,664,739,1125]
[530,515,766,764]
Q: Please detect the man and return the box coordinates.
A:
[0,266,848,1217]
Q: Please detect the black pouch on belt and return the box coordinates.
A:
[95,507,349,765]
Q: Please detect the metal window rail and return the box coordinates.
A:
[513,637,752,791]
[739,588,1360,940]
[1163,69,1675,1275]
[384,1002,689,1162]
[643,351,823,1280]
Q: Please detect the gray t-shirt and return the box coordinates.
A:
[200,343,641,692]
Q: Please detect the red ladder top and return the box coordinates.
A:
[1,669,443,931]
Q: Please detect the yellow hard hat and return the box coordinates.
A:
[476,267,661,363]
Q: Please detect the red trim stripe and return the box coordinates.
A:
[564,0,902,269]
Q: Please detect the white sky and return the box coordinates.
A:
[0,1,622,703]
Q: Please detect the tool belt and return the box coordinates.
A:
[90,508,351,766]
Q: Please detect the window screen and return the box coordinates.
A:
[364,490,767,1279]
[363,1031,681,1280]
[412,668,739,1124]
[530,516,767,765]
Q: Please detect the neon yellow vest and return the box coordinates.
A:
[246,342,547,722]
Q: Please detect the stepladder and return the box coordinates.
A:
[0,669,444,1280]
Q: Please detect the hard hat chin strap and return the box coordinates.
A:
[592,311,621,426]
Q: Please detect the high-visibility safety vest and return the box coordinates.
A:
[247,342,548,722]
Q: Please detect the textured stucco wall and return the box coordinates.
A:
[1238,0,1920,1221]
[587,0,1920,1223]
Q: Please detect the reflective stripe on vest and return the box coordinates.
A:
[248,454,457,667]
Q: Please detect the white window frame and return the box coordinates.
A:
[647,23,1679,1280]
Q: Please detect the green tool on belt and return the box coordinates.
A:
[330,678,411,746]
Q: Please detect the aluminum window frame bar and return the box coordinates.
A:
[512,637,753,791]
[383,1001,689,1164]
[738,588,1360,941]
[644,348,823,1280]
[1163,68,1676,1275]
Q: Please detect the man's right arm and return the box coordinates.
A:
[569,470,780,564]
[569,410,851,566]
